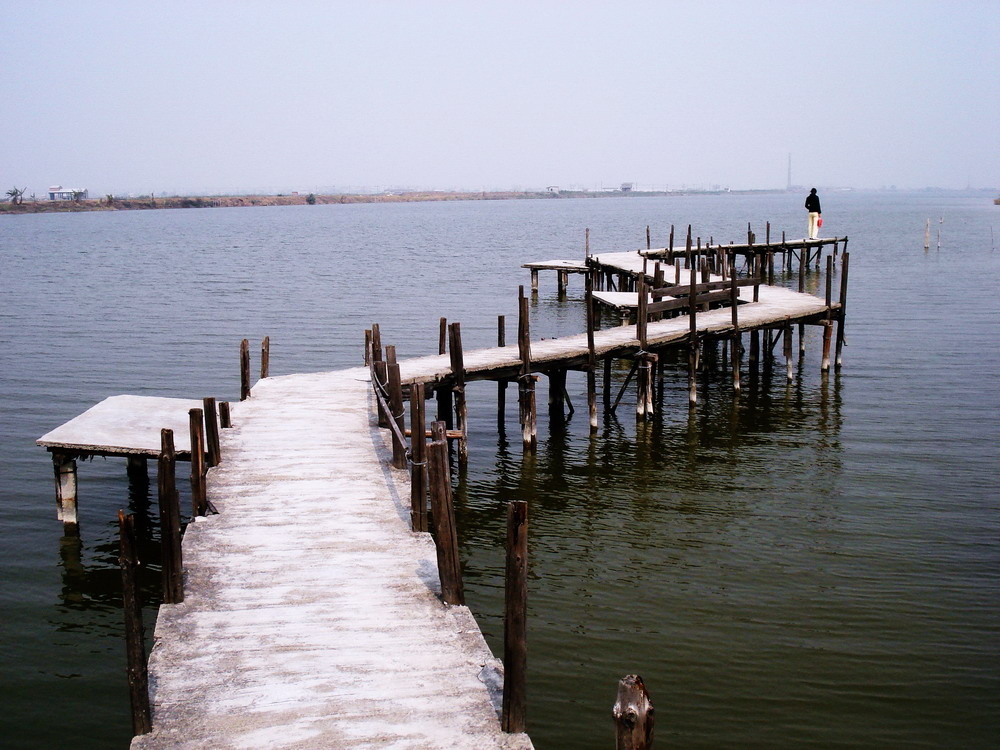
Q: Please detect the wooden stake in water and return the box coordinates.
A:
[613,674,654,750]
[118,510,151,736]
[502,500,528,734]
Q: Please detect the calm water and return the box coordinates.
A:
[1,192,998,748]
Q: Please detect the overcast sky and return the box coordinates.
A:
[3,1,997,196]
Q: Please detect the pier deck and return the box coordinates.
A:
[132,369,531,750]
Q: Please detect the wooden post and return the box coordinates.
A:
[410,383,428,532]
[240,338,251,401]
[374,360,390,428]
[219,401,232,428]
[189,408,207,516]
[203,397,221,468]
[260,335,270,379]
[835,251,850,368]
[438,317,448,355]
[548,368,567,416]
[822,255,834,371]
[518,287,537,451]
[427,421,464,605]
[688,258,698,407]
[783,321,794,383]
[372,323,383,362]
[364,329,372,366]
[387,361,407,470]
[502,500,528,734]
[158,429,183,604]
[498,315,507,431]
[613,675,654,750]
[558,269,568,295]
[530,269,539,294]
[730,276,741,395]
[586,275,598,431]
[448,322,469,463]
[52,451,79,525]
[118,510,151,736]
[126,455,149,486]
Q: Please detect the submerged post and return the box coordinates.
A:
[502,500,528,734]
[427,421,464,605]
[158,428,183,604]
[613,675,654,750]
[118,510,151,736]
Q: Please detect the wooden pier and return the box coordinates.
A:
[39,220,851,747]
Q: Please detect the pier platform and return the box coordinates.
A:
[132,369,532,750]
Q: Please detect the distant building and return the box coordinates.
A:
[48,185,88,200]
[620,183,633,192]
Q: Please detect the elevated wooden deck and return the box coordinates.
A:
[132,369,532,750]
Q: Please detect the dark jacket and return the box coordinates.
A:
[805,193,821,213]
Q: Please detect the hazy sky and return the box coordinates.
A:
[3,1,997,195]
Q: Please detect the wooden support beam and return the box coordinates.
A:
[387,360,407,470]
[784,321,794,383]
[203,397,221,468]
[126,455,149,486]
[240,338,251,401]
[613,674,654,750]
[586,275,598,431]
[427,422,464,606]
[438,317,447,356]
[260,335,270,379]
[498,315,507,432]
[364,329,372,366]
[219,401,232,428]
[188,408,207,517]
[118,510,151,736]
[688,258,698,407]
[52,451,78,525]
[822,255,834,372]
[730,276,741,395]
[371,323,383,362]
[530,268,539,294]
[374,360,390,428]
[502,500,528,734]
[835,250,850,368]
[158,428,183,604]
[409,383,428,532]
[448,322,469,464]
[636,352,657,420]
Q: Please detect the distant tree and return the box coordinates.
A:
[105,194,115,206]
[6,186,26,204]
[306,193,317,205]
[71,190,85,202]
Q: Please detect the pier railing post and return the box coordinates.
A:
[835,251,850,369]
[386,358,407,470]
[188,408,207,516]
[158,428,183,604]
[448,322,469,464]
[613,675,654,750]
[502,500,528,734]
[427,422,464,605]
[117,510,151,736]
[203,397,221,468]
[409,383,428,532]
[240,338,251,401]
[219,401,232,428]
[260,335,270,379]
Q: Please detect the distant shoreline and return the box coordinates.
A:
[0,188,786,215]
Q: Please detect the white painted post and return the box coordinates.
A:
[52,452,78,524]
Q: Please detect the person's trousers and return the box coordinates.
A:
[807,212,820,239]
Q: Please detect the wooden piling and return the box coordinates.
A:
[518,288,537,450]
[730,276,741,395]
[364,329,372,366]
[498,315,507,431]
[386,360,407,470]
[219,401,232,428]
[822,255,834,371]
[203,397,221,468]
[117,510,151,736]
[835,251,850,368]
[502,500,528,734]
[586,275,598,431]
[427,422,464,606]
[612,674,654,750]
[188,408,207,517]
[688,259,698,406]
[52,451,78,526]
[374,360,390,428]
[448,322,469,463]
[158,428,183,604]
[783,321,794,383]
[260,336,270,379]
[240,338,251,401]
[409,383,428,532]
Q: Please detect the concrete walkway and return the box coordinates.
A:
[133,367,532,750]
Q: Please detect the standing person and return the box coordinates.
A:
[805,188,822,239]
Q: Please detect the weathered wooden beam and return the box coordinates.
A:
[427,422,464,605]
[52,451,78,525]
[387,360,407,470]
[118,510,151,736]
[448,322,469,464]
[260,335,270,379]
[188,408,207,517]
[203,397,221,468]
[502,500,528,734]
[158,428,183,604]
[835,250,850,368]
[219,401,232,428]
[409,383,428,532]
[613,674,654,750]
[240,338,251,401]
